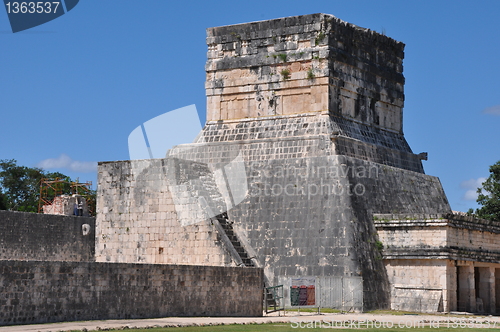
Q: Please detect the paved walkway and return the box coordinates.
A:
[2,312,500,331]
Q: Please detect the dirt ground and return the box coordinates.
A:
[2,310,500,332]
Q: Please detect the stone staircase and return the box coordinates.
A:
[215,212,254,267]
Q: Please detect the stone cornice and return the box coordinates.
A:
[382,247,500,264]
[374,213,500,234]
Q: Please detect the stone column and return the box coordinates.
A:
[457,264,475,312]
[496,269,500,314]
[478,267,496,314]
[490,267,496,315]
[446,261,457,312]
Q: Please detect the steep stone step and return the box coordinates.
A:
[214,212,254,267]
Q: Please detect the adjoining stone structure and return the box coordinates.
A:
[376,213,500,314]
[96,13,452,311]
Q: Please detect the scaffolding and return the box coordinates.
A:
[38,178,94,216]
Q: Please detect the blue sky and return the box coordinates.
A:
[1,0,499,212]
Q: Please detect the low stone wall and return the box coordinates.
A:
[0,210,95,262]
[0,260,263,326]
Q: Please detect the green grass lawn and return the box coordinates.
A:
[68,322,500,332]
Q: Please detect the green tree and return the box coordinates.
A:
[0,159,46,212]
[0,188,7,210]
[476,160,500,221]
[0,159,91,213]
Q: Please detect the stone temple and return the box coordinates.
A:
[96,13,500,313]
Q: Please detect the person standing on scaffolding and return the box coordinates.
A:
[73,199,78,216]
[77,198,84,216]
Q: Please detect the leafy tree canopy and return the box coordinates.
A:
[475,160,500,221]
[0,159,93,214]
[0,188,7,210]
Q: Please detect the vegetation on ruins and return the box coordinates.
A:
[272,53,288,62]
[307,68,315,80]
[315,31,326,45]
[280,69,290,80]
[474,160,500,221]
[0,159,96,214]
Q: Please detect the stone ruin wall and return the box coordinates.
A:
[377,216,500,256]
[96,147,449,271]
[0,210,95,262]
[0,260,263,325]
[386,259,452,312]
[204,13,423,174]
[95,13,452,311]
[376,214,500,313]
[96,159,233,265]
[95,147,450,311]
[206,13,404,133]
[0,199,263,326]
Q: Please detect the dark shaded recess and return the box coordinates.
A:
[328,114,412,153]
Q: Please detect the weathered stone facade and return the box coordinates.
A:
[204,13,422,173]
[0,210,264,325]
[376,213,500,314]
[206,14,404,130]
[96,159,231,265]
[2,12,489,316]
[96,13,453,311]
[0,210,95,262]
[0,260,263,326]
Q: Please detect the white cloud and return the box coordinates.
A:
[460,177,487,201]
[482,105,500,115]
[37,154,97,173]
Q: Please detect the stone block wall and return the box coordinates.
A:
[96,159,233,265]
[376,222,448,250]
[97,136,450,310]
[197,113,424,173]
[375,214,500,262]
[376,214,500,313]
[206,15,330,121]
[448,216,500,254]
[227,153,448,310]
[0,260,263,326]
[378,221,500,256]
[96,13,453,311]
[448,229,500,253]
[206,13,405,134]
[385,259,451,312]
[0,210,95,262]
[204,14,424,174]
